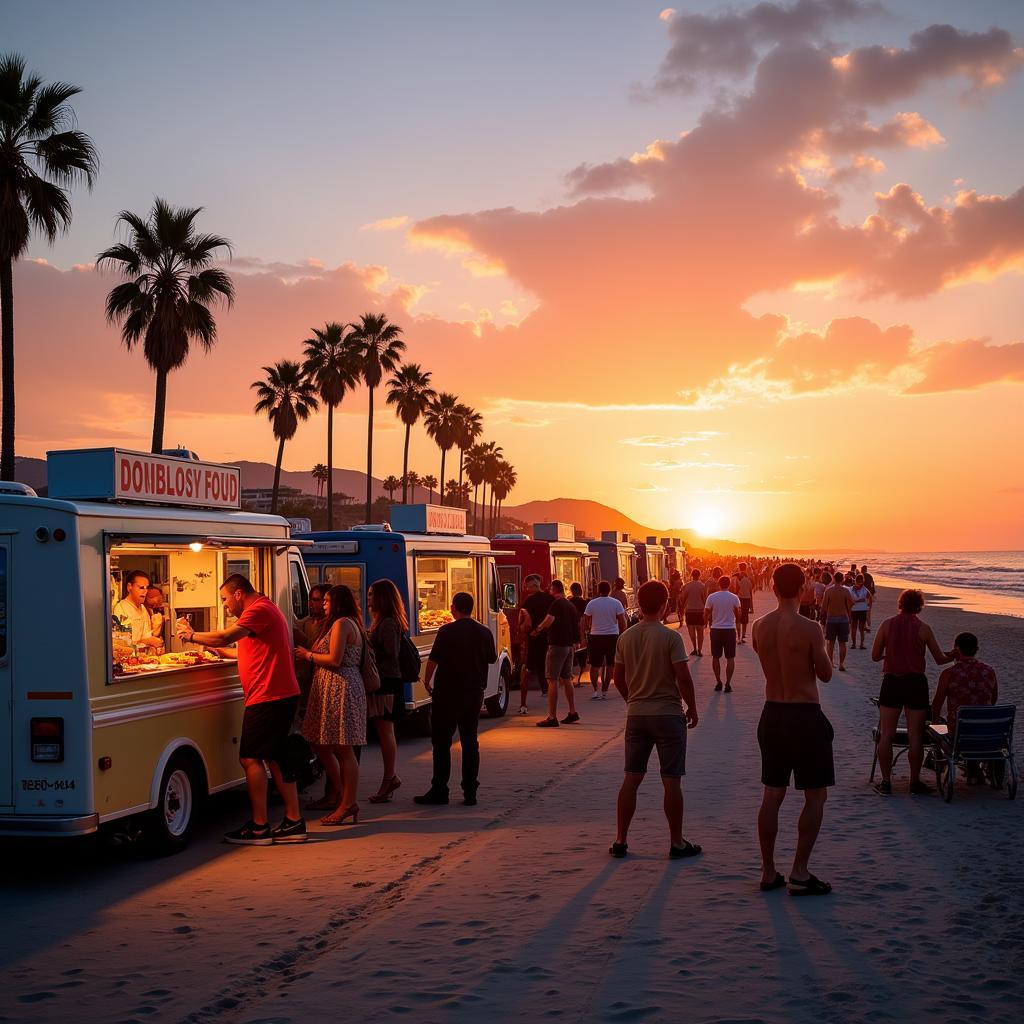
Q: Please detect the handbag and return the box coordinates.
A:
[360,632,382,694]
[398,630,423,682]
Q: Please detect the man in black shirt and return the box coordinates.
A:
[519,574,555,713]
[534,580,581,727]
[569,581,589,685]
[415,592,497,806]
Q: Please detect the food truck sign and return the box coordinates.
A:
[47,448,241,510]
[390,503,467,535]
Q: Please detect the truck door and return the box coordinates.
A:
[0,540,11,808]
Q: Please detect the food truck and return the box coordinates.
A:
[660,538,687,577]
[491,522,594,606]
[635,537,668,585]
[0,448,311,853]
[585,531,639,615]
[296,504,513,729]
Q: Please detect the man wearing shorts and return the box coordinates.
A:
[752,564,834,895]
[704,576,741,692]
[179,573,306,845]
[610,580,700,859]
[679,569,707,656]
[820,575,853,671]
[734,563,755,643]
[534,580,581,726]
[583,580,628,699]
[849,575,872,649]
[518,575,553,713]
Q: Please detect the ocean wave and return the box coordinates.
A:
[971,565,1024,574]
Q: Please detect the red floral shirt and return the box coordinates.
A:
[944,659,998,732]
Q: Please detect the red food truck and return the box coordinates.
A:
[491,522,594,607]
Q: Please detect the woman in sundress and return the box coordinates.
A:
[297,584,367,824]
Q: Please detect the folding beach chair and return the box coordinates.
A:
[868,698,935,782]
[928,705,1017,803]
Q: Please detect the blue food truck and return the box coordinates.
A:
[634,536,668,585]
[585,531,639,616]
[295,505,513,730]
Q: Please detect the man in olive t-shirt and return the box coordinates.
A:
[610,580,701,860]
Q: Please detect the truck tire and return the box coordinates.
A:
[144,752,203,856]
[485,664,511,718]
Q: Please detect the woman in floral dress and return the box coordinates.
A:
[297,585,367,824]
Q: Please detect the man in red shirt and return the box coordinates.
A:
[178,573,306,845]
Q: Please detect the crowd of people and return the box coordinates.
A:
[172,555,1003,892]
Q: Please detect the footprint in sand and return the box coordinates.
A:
[17,992,56,1004]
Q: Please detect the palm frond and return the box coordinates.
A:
[34,129,99,187]
[21,175,70,243]
[23,80,81,136]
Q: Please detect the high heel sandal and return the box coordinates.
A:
[321,803,359,826]
[368,776,402,804]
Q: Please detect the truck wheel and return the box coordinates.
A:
[145,754,202,856]
[485,665,510,718]
[415,705,433,737]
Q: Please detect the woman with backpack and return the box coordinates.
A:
[296,584,367,824]
[366,579,412,803]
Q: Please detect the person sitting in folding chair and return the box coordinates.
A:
[931,632,998,784]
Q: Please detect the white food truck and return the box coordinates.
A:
[0,448,310,853]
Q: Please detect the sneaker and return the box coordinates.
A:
[518,705,528,715]
[271,817,308,844]
[225,820,273,846]
[462,792,478,806]
[909,780,934,796]
[600,692,608,700]
[724,683,732,693]
[873,780,892,796]
[561,711,581,724]
[413,791,449,805]
[591,692,603,700]
[714,682,723,691]
[536,717,560,728]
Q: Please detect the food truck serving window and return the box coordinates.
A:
[320,564,364,600]
[414,555,476,632]
[618,552,635,587]
[108,540,263,681]
[553,554,582,587]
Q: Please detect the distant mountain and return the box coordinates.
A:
[230,461,391,501]
[501,497,783,554]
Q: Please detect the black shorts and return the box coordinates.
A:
[239,696,300,781]
[851,610,867,623]
[624,715,687,777]
[757,701,835,790]
[710,628,736,659]
[739,597,753,622]
[526,636,548,674]
[879,673,929,712]
[587,634,618,667]
[684,611,705,627]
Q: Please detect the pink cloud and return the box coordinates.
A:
[904,339,1024,394]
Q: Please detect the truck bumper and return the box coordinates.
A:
[0,813,99,837]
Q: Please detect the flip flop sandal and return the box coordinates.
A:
[608,842,628,858]
[788,873,832,896]
[760,872,787,892]
[669,840,703,859]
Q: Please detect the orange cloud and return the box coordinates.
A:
[360,215,410,232]
[904,339,1024,394]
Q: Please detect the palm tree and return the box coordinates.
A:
[454,403,483,504]
[464,443,488,532]
[251,361,318,514]
[386,363,435,503]
[311,463,328,501]
[423,392,461,506]
[303,322,358,530]
[351,312,405,522]
[445,478,469,507]
[421,474,438,503]
[382,474,401,501]
[476,441,503,534]
[405,470,421,503]
[492,460,517,534]
[97,198,234,453]
[0,54,98,479]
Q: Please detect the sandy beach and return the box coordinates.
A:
[3,584,1022,1024]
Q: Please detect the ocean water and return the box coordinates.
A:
[833,551,1024,609]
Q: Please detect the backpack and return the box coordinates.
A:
[359,630,381,694]
[399,631,423,683]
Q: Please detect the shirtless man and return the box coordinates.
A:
[752,563,834,896]
[798,573,817,619]
[820,574,853,671]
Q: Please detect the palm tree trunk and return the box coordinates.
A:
[401,423,411,503]
[327,404,335,531]
[458,449,465,507]
[271,434,286,514]
[480,481,488,535]
[0,256,15,480]
[151,368,168,453]
[365,386,375,523]
[439,450,446,506]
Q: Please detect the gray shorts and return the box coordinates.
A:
[545,644,574,681]
[624,715,687,777]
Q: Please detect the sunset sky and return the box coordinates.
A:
[7,0,1024,551]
